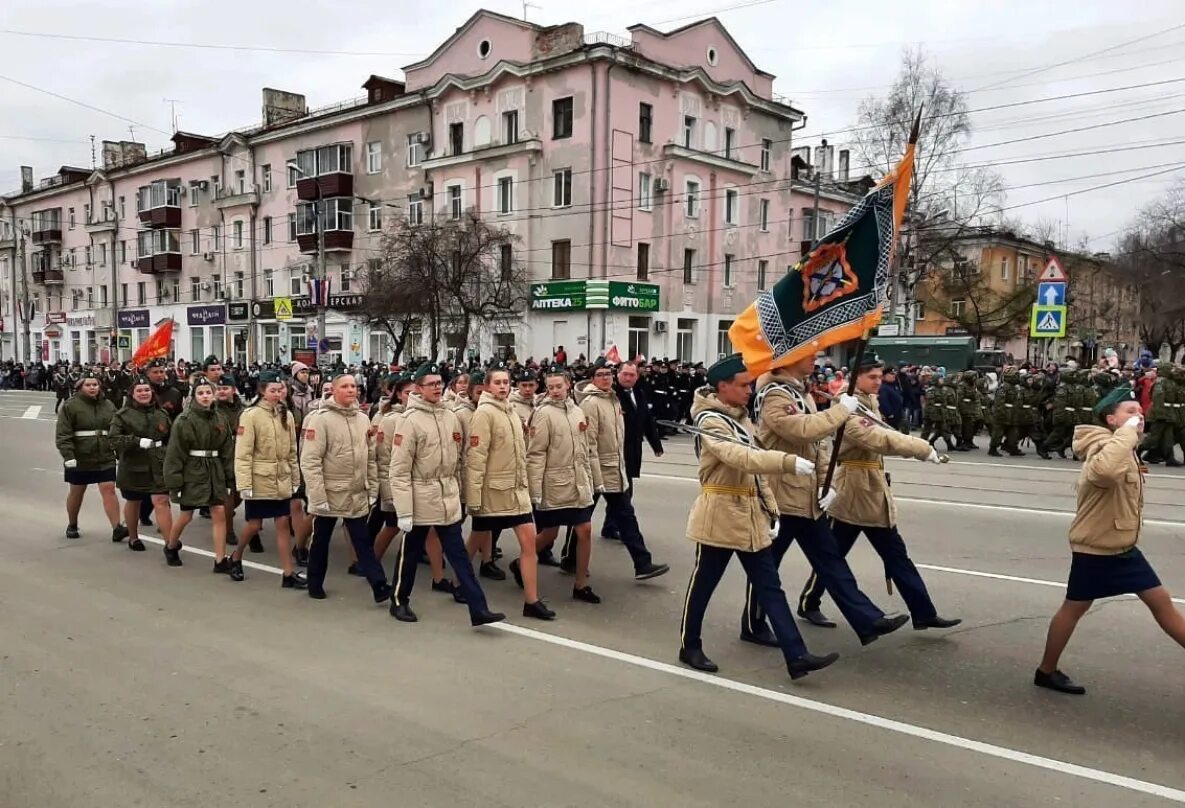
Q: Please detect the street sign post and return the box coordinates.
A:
[1037,282,1066,307]
[1030,305,1067,338]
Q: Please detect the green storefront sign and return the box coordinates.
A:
[531,280,659,312]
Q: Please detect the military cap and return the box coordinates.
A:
[148,357,170,369]
[855,353,884,373]
[202,354,221,369]
[326,369,353,382]
[1094,383,1138,417]
[513,366,536,383]
[413,361,443,382]
[706,353,747,385]
[131,374,153,388]
[488,359,510,373]
[76,370,102,389]
[383,373,400,387]
[216,373,237,388]
[258,370,280,384]
[190,375,215,392]
[593,356,614,370]
[469,370,486,386]
[544,362,568,376]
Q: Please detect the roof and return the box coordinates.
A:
[627,17,774,80]
[402,9,539,73]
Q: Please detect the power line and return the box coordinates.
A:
[0,29,426,57]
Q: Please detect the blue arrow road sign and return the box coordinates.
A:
[1037,282,1065,307]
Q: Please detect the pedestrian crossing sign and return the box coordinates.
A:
[1030,304,1067,338]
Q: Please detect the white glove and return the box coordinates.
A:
[926,449,942,464]
[818,487,837,511]
[64,459,78,469]
[397,516,414,534]
[241,488,254,499]
[1123,415,1143,431]
[837,393,860,414]
[531,498,541,508]
[138,437,154,449]
[769,522,780,540]
[794,456,816,476]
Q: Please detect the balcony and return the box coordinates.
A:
[136,253,183,274]
[294,143,354,201]
[297,230,354,253]
[213,188,260,210]
[32,269,65,285]
[85,211,118,233]
[32,225,63,244]
[663,143,759,176]
[137,180,183,228]
[136,229,182,274]
[296,173,353,201]
[422,138,543,172]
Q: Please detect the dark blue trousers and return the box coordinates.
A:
[680,543,807,664]
[563,485,652,572]
[744,515,884,637]
[798,519,937,622]
[393,522,490,619]
[309,515,387,594]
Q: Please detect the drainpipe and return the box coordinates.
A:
[586,60,599,352]
[601,62,615,354]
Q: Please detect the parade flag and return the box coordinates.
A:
[132,318,174,367]
[728,113,919,375]
[307,277,331,306]
[602,344,622,364]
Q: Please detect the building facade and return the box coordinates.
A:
[0,10,862,366]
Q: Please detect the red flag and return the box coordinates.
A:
[602,344,622,364]
[132,319,174,368]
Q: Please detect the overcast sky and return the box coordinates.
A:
[2,0,1182,252]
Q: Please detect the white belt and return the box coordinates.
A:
[74,430,107,437]
[945,405,957,409]
[1003,404,1014,407]
[961,398,971,402]
[1064,407,1075,411]
[1078,408,1091,411]
[146,440,163,448]
[188,449,219,458]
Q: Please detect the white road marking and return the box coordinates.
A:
[22,405,41,419]
[642,473,1185,528]
[916,563,1185,605]
[130,532,1185,801]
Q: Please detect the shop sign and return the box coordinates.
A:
[228,302,250,322]
[117,309,150,328]
[529,280,586,311]
[187,304,226,326]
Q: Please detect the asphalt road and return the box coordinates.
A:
[3,389,1185,807]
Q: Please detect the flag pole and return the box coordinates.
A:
[821,107,922,497]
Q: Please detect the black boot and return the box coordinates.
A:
[739,625,780,647]
[226,558,244,581]
[523,600,556,620]
[913,615,962,630]
[1034,668,1086,695]
[787,652,840,680]
[470,609,506,627]
[163,543,183,567]
[479,561,506,581]
[679,647,718,673]
[796,607,838,628]
[248,535,265,553]
[390,602,418,622]
[860,614,909,646]
[281,572,308,590]
[111,524,129,543]
[572,586,602,604]
[213,556,234,576]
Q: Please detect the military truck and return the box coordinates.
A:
[868,335,1004,372]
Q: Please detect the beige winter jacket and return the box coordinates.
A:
[527,396,595,510]
[374,404,406,510]
[577,382,626,493]
[828,392,932,528]
[464,392,531,516]
[389,394,466,526]
[509,390,536,426]
[1068,424,1143,555]
[755,370,849,519]
[299,399,378,518]
[685,389,797,552]
[234,400,300,500]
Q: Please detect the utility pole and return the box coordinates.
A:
[810,137,826,251]
[110,203,120,363]
[18,224,31,362]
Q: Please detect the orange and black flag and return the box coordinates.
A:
[729,112,920,376]
[131,318,174,368]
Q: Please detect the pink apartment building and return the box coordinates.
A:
[0,9,863,366]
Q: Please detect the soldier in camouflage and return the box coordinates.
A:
[954,371,983,452]
[988,370,1026,457]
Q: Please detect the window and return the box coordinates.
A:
[676,318,695,363]
[233,220,244,249]
[448,122,464,156]
[407,199,424,225]
[760,138,772,172]
[759,199,770,232]
[916,303,927,321]
[497,177,513,215]
[500,244,513,281]
[136,180,183,212]
[286,164,298,188]
[189,228,200,255]
[155,280,165,306]
[100,286,107,307]
[191,330,204,364]
[263,268,274,297]
[235,170,246,194]
[407,134,424,167]
[723,254,735,288]
[84,203,91,224]
[723,127,736,159]
[189,181,200,206]
[171,280,180,303]
[211,175,221,198]
[120,283,128,307]
[212,225,221,250]
[288,213,297,242]
[295,198,354,234]
[98,243,107,266]
[212,275,223,300]
[68,207,75,229]
[1000,257,1010,280]
[340,268,351,292]
[290,274,303,296]
[801,208,817,242]
[725,189,738,225]
[637,242,650,281]
[683,248,696,284]
[368,202,382,231]
[553,169,572,207]
[685,180,700,217]
[85,246,92,266]
[234,271,245,299]
[552,97,573,139]
[950,299,966,318]
[119,196,126,218]
[639,103,653,143]
[683,116,696,149]
[757,259,768,291]
[119,240,126,264]
[190,277,201,301]
[366,141,382,174]
[627,316,650,362]
[448,184,462,220]
[261,164,272,193]
[262,216,272,245]
[638,173,652,211]
[87,288,93,309]
[502,110,518,145]
[716,320,734,359]
[137,282,146,306]
[551,240,571,280]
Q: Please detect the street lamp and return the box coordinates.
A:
[287,160,328,367]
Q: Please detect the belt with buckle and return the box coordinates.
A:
[188,449,219,458]
[73,430,107,437]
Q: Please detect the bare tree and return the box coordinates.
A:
[919,250,1035,344]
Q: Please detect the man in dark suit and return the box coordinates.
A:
[602,361,663,539]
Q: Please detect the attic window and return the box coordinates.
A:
[478,39,492,59]
[706,46,718,66]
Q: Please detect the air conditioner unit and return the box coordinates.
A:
[220,290,231,300]
[654,321,668,333]
[203,252,215,261]
[197,180,209,190]
[200,281,212,291]
[654,178,670,193]
[419,182,434,200]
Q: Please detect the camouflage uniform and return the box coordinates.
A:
[1041,371,1076,459]
[1143,368,1178,464]
[988,372,1025,456]
[955,372,983,451]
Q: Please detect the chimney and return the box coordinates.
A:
[120,141,147,165]
[262,88,307,127]
[20,166,33,193]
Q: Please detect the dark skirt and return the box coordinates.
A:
[1066,548,1162,601]
[65,467,116,485]
[120,488,165,502]
[533,505,594,530]
[472,512,533,532]
[244,498,293,522]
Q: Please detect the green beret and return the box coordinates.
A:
[545,362,568,376]
[856,353,884,373]
[190,375,215,391]
[706,353,747,385]
[148,357,169,369]
[258,370,280,384]
[1094,383,1138,417]
[217,373,237,388]
[202,354,221,369]
[469,370,486,386]
[383,373,400,387]
[513,367,536,383]
[593,356,612,370]
[413,362,442,382]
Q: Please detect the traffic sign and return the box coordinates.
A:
[274,296,293,321]
[1038,255,1068,283]
[1030,305,1067,338]
[1037,282,1066,307]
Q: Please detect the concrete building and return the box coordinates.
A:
[0,10,863,366]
